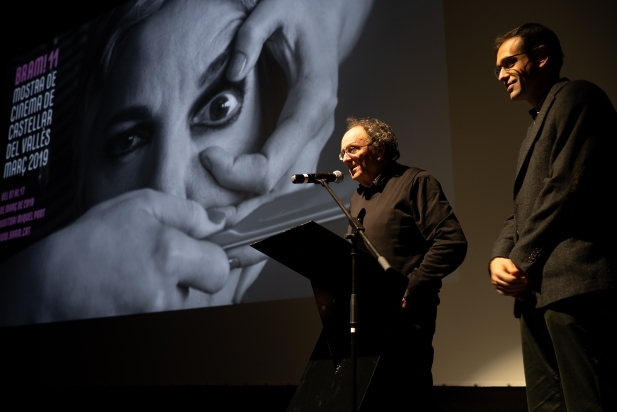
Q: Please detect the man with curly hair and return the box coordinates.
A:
[340,117,467,409]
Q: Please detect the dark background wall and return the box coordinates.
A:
[438,0,617,385]
[1,0,616,387]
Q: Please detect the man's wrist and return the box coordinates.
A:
[406,273,420,297]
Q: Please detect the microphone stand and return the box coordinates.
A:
[316,178,395,412]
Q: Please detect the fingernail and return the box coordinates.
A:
[228,257,241,270]
[207,209,226,224]
[228,52,247,80]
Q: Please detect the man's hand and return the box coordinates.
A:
[489,257,529,299]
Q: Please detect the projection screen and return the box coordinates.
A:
[0,0,454,326]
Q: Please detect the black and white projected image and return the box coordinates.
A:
[0,0,454,326]
[0,0,373,325]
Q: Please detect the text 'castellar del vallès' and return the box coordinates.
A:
[4,48,59,179]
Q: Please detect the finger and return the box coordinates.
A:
[233,260,268,304]
[200,93,335,195]
[227,244,268,269]
[135,189,226,239]
[260,18,339,181]
[493,275,527,288]
[262,75,337,191]
[199,147,267,192]
[157,231,230,294]
[495,286,525,297]
[203,267,242,307]
[503,259,524,276]
[210,190,278,228]
[226,0,283,81]
[494,276,526,287]
[493,280,528,296]
[495,282,528,294]
[496,287,528,296]
[491,272,519,285]
[213,7,339,194]
[490,270,506,284]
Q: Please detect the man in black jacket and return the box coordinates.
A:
[489,23,617,411]
[341,116,467,409]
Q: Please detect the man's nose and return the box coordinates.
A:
[497,67,508,81]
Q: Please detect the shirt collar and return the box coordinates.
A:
[528,78,567,120]
[528,90,549,120]
[356,161,397,196]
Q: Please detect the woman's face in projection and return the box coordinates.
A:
[82,0,262,211]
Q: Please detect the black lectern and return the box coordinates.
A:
[251,220,408,411]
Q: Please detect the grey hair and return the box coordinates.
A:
[346,116,400,161]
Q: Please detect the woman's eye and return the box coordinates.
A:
[105,132,148,159]
[191,89,243,128]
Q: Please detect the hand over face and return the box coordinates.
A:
[201,0,373,226]
[11,189,239,324]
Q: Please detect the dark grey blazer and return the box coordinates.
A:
[492,79,617,308]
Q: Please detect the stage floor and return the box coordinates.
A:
[202,385,527,411]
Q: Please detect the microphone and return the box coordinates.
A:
[291,170,344,184]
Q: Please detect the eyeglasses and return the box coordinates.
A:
[494,51,527,78]
[339,144,370,161]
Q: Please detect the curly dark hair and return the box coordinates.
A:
[494,23,564,76]
[346,117,400,161]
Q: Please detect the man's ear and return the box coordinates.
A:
[375,145,386,162]
[536,45,549,68]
